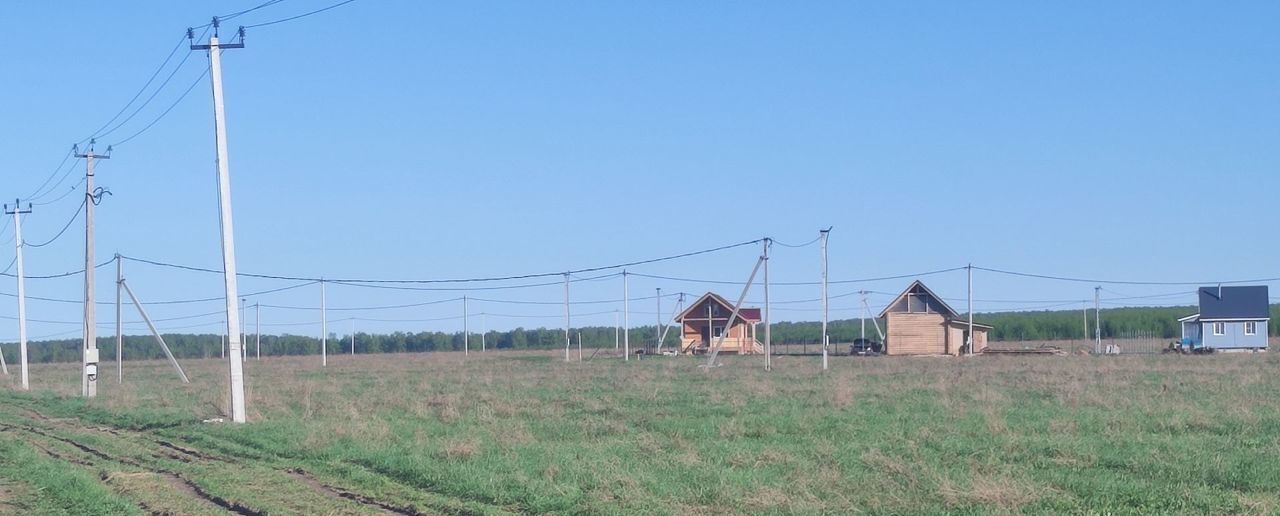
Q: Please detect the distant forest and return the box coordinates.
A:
[3,304,1277,364]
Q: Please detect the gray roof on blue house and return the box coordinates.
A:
[1198,286,1270,320]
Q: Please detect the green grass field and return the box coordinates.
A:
[1,350,1279,514]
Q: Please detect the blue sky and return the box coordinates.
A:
[0,1,1277,340]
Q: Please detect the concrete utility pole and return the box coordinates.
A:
[5,200,31,389]
[240,298,247,360]
[623,271,629,361]
[74,140,109,398]
[614,311,619,350]
[480,313,486,352]
[820,228,830,371]
[320,279,327,366]
[191,20,247,423]
[967,264,974,356]
[763,238,772,371]
[1094,286,1102,354]
[860,291,867,343]
[563,273,571,362]
[350,319,355,355]
[656,287,662,354]
[463,295,469,356]
[116,254,123,382]
[255,302,260,360]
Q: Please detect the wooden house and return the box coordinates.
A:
[1179,286,1270,352]
[676,292,763,354]
[877,280,991,356]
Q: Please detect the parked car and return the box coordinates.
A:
[851,338,882,356]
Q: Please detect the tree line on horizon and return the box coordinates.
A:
[2,304,1276,364]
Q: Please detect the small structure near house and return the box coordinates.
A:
[1178,286,1270,352]
[878,280,991,356]
[676,292,763,354]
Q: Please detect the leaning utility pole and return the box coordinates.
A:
[191,19,247,422]
[1094,286,1102,354]
[74,140,109,397]
[820,228,830,371]
[763,238,772,371]
[5,200,31,389]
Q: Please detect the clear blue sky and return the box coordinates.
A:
[1,1,1277,340]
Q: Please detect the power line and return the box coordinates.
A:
[94,32,205,141]
[84,34,191,140]
[120,239,762,284]
[111,66,212,147]
[974,266,1280,286]
[243,0,360,28]
[771,235,822,248]
[22,198,85,248]
[32,178,87,207]
[260,297,464,311]
[25,149,76,201]
[628,266,965,286]
[219,0,289,21]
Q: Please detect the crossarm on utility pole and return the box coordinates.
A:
[120,279,189,383]
[702,255,765,369]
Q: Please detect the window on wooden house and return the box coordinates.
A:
[714,326,725,338]
[1213,322,1225,335]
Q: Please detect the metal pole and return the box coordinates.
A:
[121,279,189,383]
[564,273,571,362]
[967,264,974,356]
[7,200,31,389]
[321,279,327,366]
[820,228,830,370]
[623,271,629,361]
[463,295,469,356]
[193,25,247,422]
[763,239,772,371]
[116,254,123,382]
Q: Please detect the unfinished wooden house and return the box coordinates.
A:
[877,280,991,355]
[676,292,763,354]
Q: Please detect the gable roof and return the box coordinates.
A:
[675,292,762,323]
[877,280,960,319]
[1198,286,1270,320]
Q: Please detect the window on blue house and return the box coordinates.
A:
[1245,322,1257,336]
[1213,322,1225,335]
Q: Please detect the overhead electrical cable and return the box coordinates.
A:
[111,66,212,147]
[22,198,86,248]
[242,0,360,28]
[974,266,1280,286]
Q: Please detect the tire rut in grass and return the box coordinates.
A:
[2,422,264,515]
[287,468,419,515]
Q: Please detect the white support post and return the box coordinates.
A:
[763,238,772,371]
[623,271,629,361]
[116,254,123,382]
[820,228,830,371]
[121,279,189,383]
[577,332,582,361]
[1094,286,1102,354]
[192,24,247,422]
[564,273,571,362]
[74,142,108,397]
[350,319,355,355]
[967,264,974,356]
[463,295,469,356]
[656,287,662,354]
[5,199,31,388]
[481,313,486,352]
[614,311,619,351]
[320,279,327,366]
[703,255,765,368]
[255,302,261,361]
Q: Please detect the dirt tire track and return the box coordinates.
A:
[287,468,420,515]
[2,421,264,515]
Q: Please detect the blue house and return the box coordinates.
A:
[1179,286,1270,351]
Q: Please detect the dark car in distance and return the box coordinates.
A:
[851,338,882,356]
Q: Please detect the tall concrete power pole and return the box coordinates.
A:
[191,19,247,423]
[622,271,629,361]
[74,141,109,397]
[5,200,31,390]
[820,228,830,371]
[763,238,772,371]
